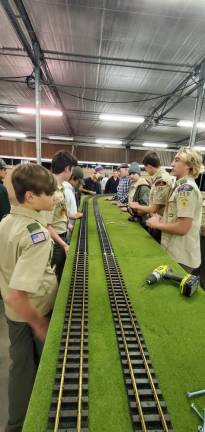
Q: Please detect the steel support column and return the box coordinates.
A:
[34,43,41,164]
[189,60,205,148]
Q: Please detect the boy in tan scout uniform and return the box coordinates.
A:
[0,164,58,432]
[146,147,202,271]
[129,152,173,241]
[192,191,205,288]
[44,150,77,283]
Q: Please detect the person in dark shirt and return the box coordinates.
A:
[82,165,103,195]
[105,169,119,194]
[0,158,10,221]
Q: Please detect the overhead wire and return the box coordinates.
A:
[0,74,202,108]
[41,77,202,104]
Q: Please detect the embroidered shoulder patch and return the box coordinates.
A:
[27,222,41,233]
[31,231,46,244]
[177,184,193,192]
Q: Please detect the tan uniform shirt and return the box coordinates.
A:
[161,176,202,268]
[0,206,58,322]
[201,192,205,228]
[149,168,173,216]
[128,177,149,205]
[44,182,68,234]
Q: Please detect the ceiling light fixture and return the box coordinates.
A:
[143,142,168,148]
[95,138,122,145]
[0,131,26,138]
[17,107,63,116]
[99,114,145,123]
[48,135,73,141]
[177,120,205,128]
[194,146,205,152]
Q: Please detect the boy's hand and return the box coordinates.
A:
[33,316,49,342]
[146,213,161,229]
[63,243,69,254]
[75,212,83,219]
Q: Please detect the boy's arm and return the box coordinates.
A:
[47,224,69,254]
[6,289,48,341]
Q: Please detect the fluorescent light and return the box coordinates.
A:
[0,131,26,138]
[177,120,205,128]
[48,135,73,141]
[95,138,122,145]
[194,146,205,152]
[17,107,63,116]
[143,142,168,148]
[99,114,144,123]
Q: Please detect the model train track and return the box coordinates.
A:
[94,198,173,432]
[47,201,88,432]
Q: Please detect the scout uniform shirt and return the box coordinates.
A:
[0,206,58,322]
[161,177,202,269]
[128,177,150,205]
[201,192,205,232]
[149,168,173,216]
[45,182,68,234]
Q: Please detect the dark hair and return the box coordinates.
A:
[51,150,77,174]
[142,151,160,168]
[12,164,57,203]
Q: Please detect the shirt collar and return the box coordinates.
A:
[10,205,45,225]
[176,176,193,186]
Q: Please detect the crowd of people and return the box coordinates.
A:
[0,146,204,431]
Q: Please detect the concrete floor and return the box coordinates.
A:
[0,300,10,432]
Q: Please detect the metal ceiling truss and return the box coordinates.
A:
[0,47,193,73]
[43,50,191,74]
[126,60,205,146]
[1,0,74,135]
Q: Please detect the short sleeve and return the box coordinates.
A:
[176,184,195,218]
[9,230,52,294]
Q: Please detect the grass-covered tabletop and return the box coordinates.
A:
[23,197,205,432]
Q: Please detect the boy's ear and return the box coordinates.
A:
[24,191,34,202]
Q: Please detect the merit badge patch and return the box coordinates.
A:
[31,231,46,244]
[177,184,193,192]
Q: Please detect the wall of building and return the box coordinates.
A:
[0,139,175,166]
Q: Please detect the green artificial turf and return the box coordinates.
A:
[23,196,205,432]
[88,199,132,432]
[23,218,81,432]
[99,198,205,432]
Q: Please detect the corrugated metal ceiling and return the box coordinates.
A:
[0,0,205,149]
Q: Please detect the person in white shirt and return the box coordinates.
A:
[63,166,84,241]
[101,174,108,193]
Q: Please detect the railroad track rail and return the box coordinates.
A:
[47,201,88,432]
[94,198,173,432]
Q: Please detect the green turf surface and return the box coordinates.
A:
[88,199,132,432]
[23,219,80,432]
[23,197,205,432]
[99,198,205,432]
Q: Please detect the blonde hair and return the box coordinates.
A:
[177,147,202,179]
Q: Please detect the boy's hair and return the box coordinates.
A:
[142,151,161,168]
[12,164,57,203]
[177,147,202,179]
[51,150,77,174]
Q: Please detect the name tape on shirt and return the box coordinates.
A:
[31,231,46,245]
